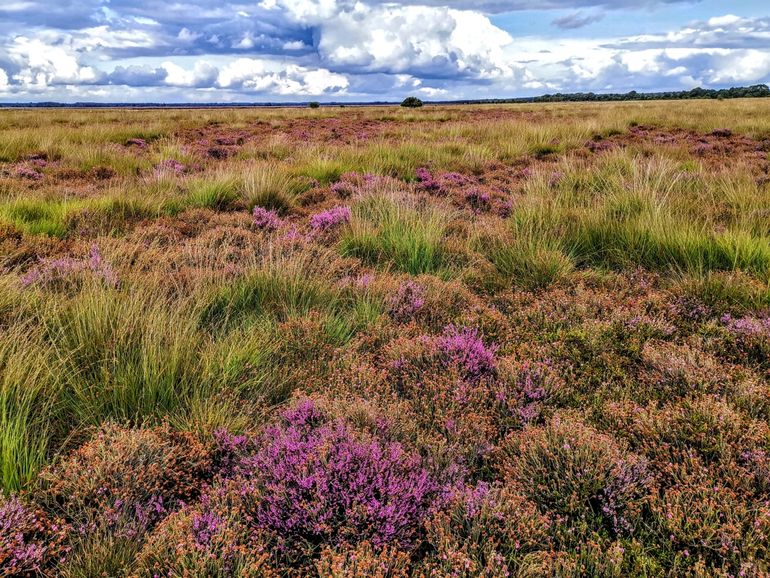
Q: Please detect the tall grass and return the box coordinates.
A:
[0,327,58,492]
[341,195,451,275]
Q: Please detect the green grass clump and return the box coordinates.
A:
[341,195,450,275]
[185,175,240,210]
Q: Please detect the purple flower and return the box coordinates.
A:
[309,206,351,232]
[388,280,425,322]
[437,325,498,383]
[155,159,186,175]
[15,166,43,180]
[252,206,282,231]
[21,245,118,289]
[238,400,439,548]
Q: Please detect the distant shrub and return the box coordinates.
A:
[400,97,423,108]
[21,244,118,290]
[308,101,320,109]
[0,492,69,576]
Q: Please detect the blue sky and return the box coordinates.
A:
[0,0,767,102]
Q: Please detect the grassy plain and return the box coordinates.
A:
[1,100,769,576]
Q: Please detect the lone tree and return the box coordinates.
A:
[400,96,424,108]
[308,101,320,109]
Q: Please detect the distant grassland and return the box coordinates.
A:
[1,99,770,577]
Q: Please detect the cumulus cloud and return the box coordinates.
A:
[217,58,349,94]
[0,1,767,102]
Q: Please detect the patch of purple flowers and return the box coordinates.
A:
[252,206,282,231]
[0,493,66,575]
[15,166,43,180]
[21,245,118,289]
[388,280,425,322]
[437,325,498,383]
[309,206,351,232]
[155,159,186,176]
[464,188,491,213]
[721,314,770,338]
[241,399,439,548]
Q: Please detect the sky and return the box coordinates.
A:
[0,0,768,102]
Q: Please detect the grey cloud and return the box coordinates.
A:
[552,11,604,29]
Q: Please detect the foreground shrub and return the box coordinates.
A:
[133,490,274,578]
[651,480,770,574]
[505,416,651,535]
[0,492,69,576]
[42,424,212,534]
[241,399,440,551]
[316,542,411,578]
[423,482,551,576]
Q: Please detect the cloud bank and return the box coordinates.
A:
[0,0,767,101]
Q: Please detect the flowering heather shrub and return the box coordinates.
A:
[423,482,551,576]
[315,542,411,578]
[132,492,274,578]
[415,167,439,191]
[21,245,118,289]
[506,416,651,534]
[502,361,564,426]
[651,480,770,573]
[721,314,770,368]
[464,188,491,213]
[310,206,351,232]
[387,280,425,322]
[14,166,43,180]
[42,424,212,534]
[437,325,498,384]
[0,493,69,576]
[155,159,186,176]
[240,399,440,550]
[251,206,282,231]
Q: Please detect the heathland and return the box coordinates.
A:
[1,100,769,576]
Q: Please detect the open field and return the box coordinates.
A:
[1,99,770,576]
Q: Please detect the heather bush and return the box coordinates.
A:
[41,424,211,533]
[437,325,498,384]
[651,480,770,574]
[316,542,411,578]
[387,279,425,322]
[0,492,69,576]
[720,314,770,370]
[251,206,282,231]
[310,206,352,233]
[239,399,441,553]
[506,415,652,535]
[132,492,275,578]
[422,482,551,576]
[21,245,118,290]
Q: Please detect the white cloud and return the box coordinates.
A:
[217,58,348,94]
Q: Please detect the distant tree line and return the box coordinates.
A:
[450,84,770,104]
[1,85,768,108]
